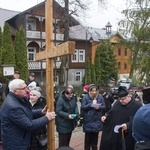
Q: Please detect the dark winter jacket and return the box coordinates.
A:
[30,97,47,150]
[55,91,79,134]
[132,104,150,142]
[1,92,49,150]
[81,93,106,133]
[102,92,114,115]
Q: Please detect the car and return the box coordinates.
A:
[110,80,138,98]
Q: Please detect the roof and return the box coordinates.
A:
[6,0,79,26]
[0,8,20,30]
[69,24,99,42]
[89,27,117,40]
[69,24,119,42]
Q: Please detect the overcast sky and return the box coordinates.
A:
[0,0,126,30]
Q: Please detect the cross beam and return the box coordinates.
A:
[35,0,75,149]
[35,41,75,60]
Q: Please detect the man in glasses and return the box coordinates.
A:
[55,87,79,148]
[100,86,142,150]
[1,79,56,150]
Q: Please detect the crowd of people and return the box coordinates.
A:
[0,71,149,150]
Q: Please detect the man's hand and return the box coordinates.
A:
[121,123,127,131]
[45,111,56,120]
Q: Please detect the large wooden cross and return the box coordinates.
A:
[35,0,75,149]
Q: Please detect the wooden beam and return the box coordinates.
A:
[35,41,75,60]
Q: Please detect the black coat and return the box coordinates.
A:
[100,99,142,150]
[102,92,114,115]
[30,97,47,150]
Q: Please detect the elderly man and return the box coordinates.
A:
[100,86,142,150]
[1,79,56,150]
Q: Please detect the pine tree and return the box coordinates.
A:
[1,22,15,65]
[94,40,118,86]
[94,45,101,85]
[86,58,91,84]
[91,64,96,84]
[14,26,29,81]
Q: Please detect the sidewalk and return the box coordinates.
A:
[55,126,102,150]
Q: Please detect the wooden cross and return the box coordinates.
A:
[35,0,75,149]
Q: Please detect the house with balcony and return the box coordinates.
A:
[5,0,79,85]
[1,2,131,86]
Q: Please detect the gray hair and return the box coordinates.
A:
[9,79,25,92]
[30,90,41,98]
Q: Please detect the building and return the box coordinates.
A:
[89,22,131,81]
[0,3,131,86]
[5,1,79,86]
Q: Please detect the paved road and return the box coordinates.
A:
[55,126,102,150]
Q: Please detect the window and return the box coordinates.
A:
[26,18,36,30]
[72,49,78,62]
[118,62,121,70]
[79,50,85,62]
[71,49,85,62]
[28,48,36,61]
[118,48,121,56]
[75,72,82,81]
[53,72,58,83]
[125,48,127,56]
[124,63,127,70]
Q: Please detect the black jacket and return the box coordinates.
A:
[100,99,142,150]
[30,97,47,150]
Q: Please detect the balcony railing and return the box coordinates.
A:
[26,30,64,41]
[28,60,61,70]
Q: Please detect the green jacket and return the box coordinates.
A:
[55,91,79,134]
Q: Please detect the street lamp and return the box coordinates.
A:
[85,29,93,85]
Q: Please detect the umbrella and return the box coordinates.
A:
[142,88,150,104]
[122,129,126,150]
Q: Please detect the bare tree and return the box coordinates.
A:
[56,0,107,86]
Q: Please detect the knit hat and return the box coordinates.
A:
[30,90,41,98]
[28,81,36,88]
[30,72,35,77]
[88,84,98,92]
[118,86,128,98]
[68,85,74,89]
[84,85,89,91]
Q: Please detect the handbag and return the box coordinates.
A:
[37,134,47,147]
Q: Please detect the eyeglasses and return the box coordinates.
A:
[16,86,28,91]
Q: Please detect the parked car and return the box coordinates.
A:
[110,80,138,98]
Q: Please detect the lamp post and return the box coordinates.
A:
[85,29,93,85]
